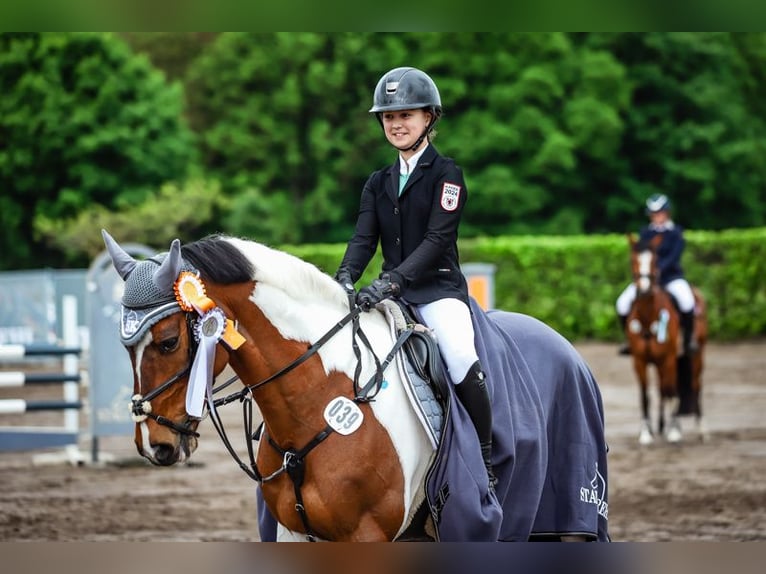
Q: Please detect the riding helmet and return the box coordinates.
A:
[369,67,442,116]
[645,193,671,214]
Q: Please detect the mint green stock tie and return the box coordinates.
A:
[399,173,410,196]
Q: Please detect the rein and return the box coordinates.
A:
[207,299,416,542]
[135,294,415,541]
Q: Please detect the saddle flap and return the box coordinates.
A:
[403,328,449,402]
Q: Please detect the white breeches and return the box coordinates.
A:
[416,298,479,384]
[615,278,695,315]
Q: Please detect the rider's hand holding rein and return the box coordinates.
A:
[357,273,401,311]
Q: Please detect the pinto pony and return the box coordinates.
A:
[625,234,708,445]
[102,230,610,542]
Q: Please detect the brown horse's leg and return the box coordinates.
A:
[692,349,709,441]
[633,358,653,445]
[660,355,682,442]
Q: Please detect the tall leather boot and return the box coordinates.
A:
[455,360,496,489]
[680,310,698,355]
[617,313,631,356]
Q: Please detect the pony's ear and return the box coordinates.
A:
[153,238,182,294]
[102,229,137,280]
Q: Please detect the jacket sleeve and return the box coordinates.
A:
[393,160,467,286]
[336,172,381,282]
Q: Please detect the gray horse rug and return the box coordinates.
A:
[257,299,610,542]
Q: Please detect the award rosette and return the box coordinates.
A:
[174,271,215,314]
[173,271,246,418]
[186,307,226,418]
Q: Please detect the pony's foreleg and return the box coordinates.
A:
[634,363,653,445]
[660,356,682,443]
[692,355,709,442]
[663,397,682,443]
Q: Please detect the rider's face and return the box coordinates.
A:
[649,210,669,225]
[381,109,432,154]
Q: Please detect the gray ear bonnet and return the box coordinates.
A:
[102,230,198,346]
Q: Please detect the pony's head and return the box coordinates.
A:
[102,230,236,465]
[628,233,663,297]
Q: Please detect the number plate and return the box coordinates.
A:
[323,396,364,436]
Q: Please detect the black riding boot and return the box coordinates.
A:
[455,361,496,489]
[617,313,631,356]
[680,310,698,355]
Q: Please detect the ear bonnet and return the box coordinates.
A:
[102,230,198,346]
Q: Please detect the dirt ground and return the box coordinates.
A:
[1,340,764,542]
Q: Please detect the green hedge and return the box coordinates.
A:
[282,227,766,342]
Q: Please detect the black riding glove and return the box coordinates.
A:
[335,269,356,296]
[356,273,401,311]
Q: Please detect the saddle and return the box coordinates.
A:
[377,299,450,446]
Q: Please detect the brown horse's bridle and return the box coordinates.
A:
[129,313,200,437]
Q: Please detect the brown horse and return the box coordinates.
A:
[102,230,610,542]
[626,234,708,445]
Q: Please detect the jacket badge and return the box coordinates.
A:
[441,182,461,212]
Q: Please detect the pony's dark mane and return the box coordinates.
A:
[181,234,254,284]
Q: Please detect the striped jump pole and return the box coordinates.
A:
[0,295,86,462]
[0,399,84,413]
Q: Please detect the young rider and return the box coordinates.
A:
[334,66,495,488]
[616,193,698,356]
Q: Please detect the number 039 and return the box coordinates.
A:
[323,396,364,436]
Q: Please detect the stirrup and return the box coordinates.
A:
[618,342,631,356]
[486,465,498,493]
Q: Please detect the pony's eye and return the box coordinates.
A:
[157,337,179,354]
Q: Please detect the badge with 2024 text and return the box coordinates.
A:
[440,182,461,211]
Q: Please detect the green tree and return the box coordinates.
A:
[36,179,229,259]
[420,33,632,236]
[0,32,196,269]
[592,32,766,232]
[184,33,634,243]
[185,32,390,245]
[119,33,218,81]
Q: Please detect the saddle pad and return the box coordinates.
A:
[380,303,443,449]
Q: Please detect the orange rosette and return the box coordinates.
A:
[174,271,215,314]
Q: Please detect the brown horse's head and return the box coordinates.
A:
[102,230,230,465]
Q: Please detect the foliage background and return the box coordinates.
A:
[2,32,765,339]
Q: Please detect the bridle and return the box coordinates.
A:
[129,313,200,437]
[128,295,415,541]
[631,249,675,349]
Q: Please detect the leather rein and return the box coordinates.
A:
[133,295,415,541]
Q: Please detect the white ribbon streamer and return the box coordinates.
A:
[186,308,225,418]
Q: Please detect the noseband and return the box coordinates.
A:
[129,313,200,438]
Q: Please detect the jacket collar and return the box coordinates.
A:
[386,144,438,203]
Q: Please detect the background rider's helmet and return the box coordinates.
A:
[369,66,442,119]
[645,193,671,215]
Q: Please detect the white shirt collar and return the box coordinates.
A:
[399,144,429,175]
[649,220,675,231]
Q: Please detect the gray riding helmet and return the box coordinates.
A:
[645,193,671,214]
[369,66,442,114]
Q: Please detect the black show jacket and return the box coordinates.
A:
[338,145,470,305]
